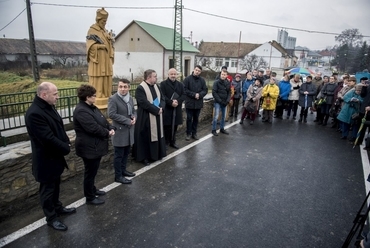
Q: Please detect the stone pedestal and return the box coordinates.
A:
[95,97,108,110]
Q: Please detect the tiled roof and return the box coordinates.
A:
[0,38,86,55]
[198,42,261,58]
[115,20,199,53]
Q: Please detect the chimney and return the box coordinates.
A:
[195,41,198,48]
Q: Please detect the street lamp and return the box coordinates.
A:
[344,53,347,73]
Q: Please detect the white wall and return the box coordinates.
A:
[249,43,283,68]
[114,52,164,81]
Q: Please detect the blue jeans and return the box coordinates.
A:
[212,102,226,130]
[114,146,130,179]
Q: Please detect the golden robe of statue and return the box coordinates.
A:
[86,8,114,98]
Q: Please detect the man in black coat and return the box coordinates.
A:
[183,65,208,141]
[211,69,231,136]
[160,68,185,149]
[25,82,76,231]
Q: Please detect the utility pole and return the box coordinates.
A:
[173,0,183,80]
[236,31,241,73]
[26,0,40,82]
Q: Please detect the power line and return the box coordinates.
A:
[31,2,173,9]
[0,7,26,32]
[184,7,370,38]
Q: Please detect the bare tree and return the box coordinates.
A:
[335,28,363,47]
[239,54,267,71]
[52,55,72,67]
[195,56,218,71]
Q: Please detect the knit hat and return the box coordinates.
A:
[348,76,357,82]
[235,74,241,78]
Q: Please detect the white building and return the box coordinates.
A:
[114,20,199,81]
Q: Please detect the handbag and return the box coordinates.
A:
[246,101,256,113]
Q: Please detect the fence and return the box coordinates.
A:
[0,84,139,146]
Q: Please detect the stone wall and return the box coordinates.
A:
[0,99,214,212]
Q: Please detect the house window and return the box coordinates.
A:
[131,38,133,41]
[231,59,238,68]
[215,58,223,67]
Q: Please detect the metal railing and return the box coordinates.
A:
[0,84,140,146]
[0,88,79,146]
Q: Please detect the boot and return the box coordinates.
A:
[304,116,307,123]
[322,115,329,126]
[298,115,303,122]
[239,119,243,124]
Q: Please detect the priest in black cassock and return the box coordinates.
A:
[133,69,166,166]
[160,68,185,149]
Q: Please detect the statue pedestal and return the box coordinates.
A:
[95,97,108,112]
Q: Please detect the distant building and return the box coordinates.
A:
[277,29,296,50]
[0,38,86,68]
[114,20,199,81]
[196,40,292,73]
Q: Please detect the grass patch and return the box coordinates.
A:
[0,71,85,94]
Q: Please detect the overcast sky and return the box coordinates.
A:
[1,0,370,51]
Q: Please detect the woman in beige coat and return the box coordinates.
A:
[240,79,262,125]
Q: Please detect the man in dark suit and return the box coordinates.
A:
[160,68,185,149]
[25,82,76,231]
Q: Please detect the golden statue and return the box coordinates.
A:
[86,8,114,105]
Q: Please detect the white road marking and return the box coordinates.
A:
[0,121,239,247]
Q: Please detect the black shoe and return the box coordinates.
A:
[298,118,302,122]
[115,176,132,184]
[95,190,106,196]
[86,198,105,205]
[304,118,307,123]
[123,170,136,177]
[47,219,68,231]
[56,207,76,216]
[220,129,229,135]
[142,159,150,166]
[170,143,179,149]
[192,134,199,140]
[185,135,191,141]
[239,120,243,124]
[212,130,218,136]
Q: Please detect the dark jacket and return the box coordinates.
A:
[231,79,242,99]
[74,101,114,159]
[183,73,208,109]
[298,82,316,108]
[212,78,231,106]
[361,85,370,114]
[321,82,338,105]
[25,95,70,183]
[160,78,186,125]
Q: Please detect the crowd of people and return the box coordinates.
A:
[25,64,370,232]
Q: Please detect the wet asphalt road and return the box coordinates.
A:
[1,113,367,247]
